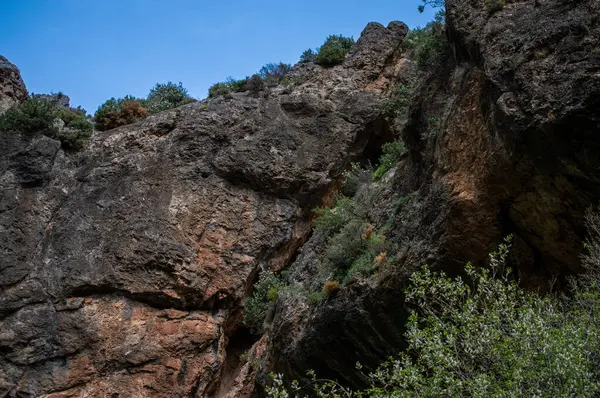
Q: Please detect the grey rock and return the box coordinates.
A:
[0,56,28,114]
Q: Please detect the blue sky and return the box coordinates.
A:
[0,1,436,112]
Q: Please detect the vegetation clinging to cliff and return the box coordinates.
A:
[267,234,600,397]
[0,97,93,150]
[145,81,194,114]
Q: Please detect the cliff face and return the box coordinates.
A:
[259,0,600,390]
[1,0,600,396]
[0,24,406,397]
[0,56,28,115]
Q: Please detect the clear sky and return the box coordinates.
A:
[0,1,436,112]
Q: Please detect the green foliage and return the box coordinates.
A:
[94,96,148,131]
[57,106,93,132]
[382,81,414,119]
[0,98,93,151]
[340,163,372,197]
[259,63,293,83]
[246,74,266,94]
[267,235,600,397]
[306,291,325,306]
[300,49,317,63]
[0,97,58,134]
[314,35,355,67]
[325,221,387,282]
[313,196,357,234]
[243,272,282,333]
[373,140,405,180]
[208,77,252,98]
[146,81,194,114]
[404,12,450,69]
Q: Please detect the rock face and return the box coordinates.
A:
[0,56,28,114]
[0,23,405,397]
[260,0,600,390]
[2,0,599,395]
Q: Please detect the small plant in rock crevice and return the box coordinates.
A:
[372,140,405,180]
[243,271,282,333]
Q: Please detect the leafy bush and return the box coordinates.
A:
[0,97,58,134]
[259,63,292,83]
[325,221,387,281]
[246,74,265,94]
[340,163,372,197]
[146,81,194,114]
[243,272,282,333]
[0,98,94,151]
[314,196,357,234]
[382,81,414,119]
[404,12,450,68]
[300,49,317,63]
[94,96,148,131]
[267,235,600,397]
[208,77,251,98]
[373,140,405,180]
[314,35,355,67]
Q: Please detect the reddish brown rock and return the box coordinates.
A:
[0,22,406,397]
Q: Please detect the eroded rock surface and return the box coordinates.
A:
[0,23,405,397]
[261,0,600,390]
[0,56,28,115]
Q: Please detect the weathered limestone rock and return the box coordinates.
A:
[0,22,405,397]
[0,56,28,114]
[262,0,600,390]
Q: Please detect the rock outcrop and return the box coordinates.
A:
[2,0,599,395]
[260,0,600,390]
[0,56,28,114]
[0,22,406,398]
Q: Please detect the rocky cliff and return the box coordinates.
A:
[0,23,406,397]
[260,0,600,390]
[1,0,599,396]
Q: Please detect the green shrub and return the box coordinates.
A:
[243,272,282,333]
[0,98,93,151]
[146,81,194,114]
[404,12,450,68]
[325,221,387,282]
[373,140,405,180]
[259,63,292,83]
[307,291,325,305]
[313,196,357,234]
[267,236,600,397]
[58,106,93,132]
[382,81,414,119]
[246,74,266,94]
[208,82,232,98]
[0,98,58,134]
[300,49,317,63]
[208,77,251,98]
[340,163,372,197]
[314,35,355,67]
